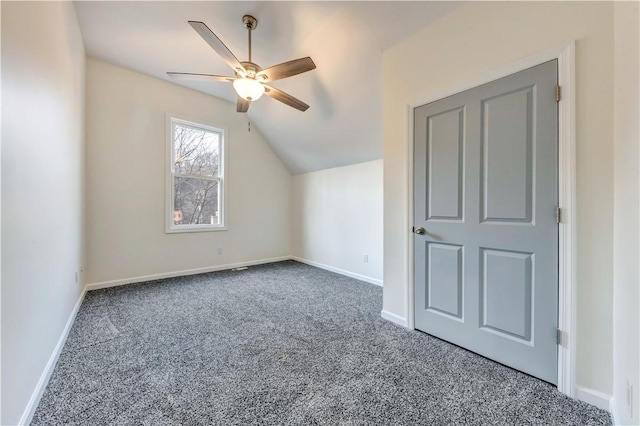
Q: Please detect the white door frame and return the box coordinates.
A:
[405,43,576,397]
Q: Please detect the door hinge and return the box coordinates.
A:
[556,85,562,102]
[556,328,563,346]
[556,207,561,224]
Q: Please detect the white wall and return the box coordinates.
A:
[85,59,291,285]
[1,2,86,424]
[382,1,614,396]
[613,2,640,424]
[291,160,383,285]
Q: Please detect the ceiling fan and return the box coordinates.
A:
[167,15,316,113]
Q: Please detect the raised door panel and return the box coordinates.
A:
[480,248,533,343]
[425,243,463,320]
[480,87,534,224]
[426,108,464,221]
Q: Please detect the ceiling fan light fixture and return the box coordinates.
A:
[233,78,264,101]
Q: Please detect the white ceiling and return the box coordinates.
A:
[74,1,460,174]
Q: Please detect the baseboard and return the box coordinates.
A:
[18,287,87,426]
[610,396,619,425]
[381,310,407,327]
[86,256,292,290]
[575,386,613,411]
[291,256,383,287]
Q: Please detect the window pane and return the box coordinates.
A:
[173,177,220,226]
[173,124,220,177]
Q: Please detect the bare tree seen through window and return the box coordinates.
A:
[172,123,221,226]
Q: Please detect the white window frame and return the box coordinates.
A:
[165,113,227,233]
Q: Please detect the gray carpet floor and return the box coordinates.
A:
[32,260,611,425]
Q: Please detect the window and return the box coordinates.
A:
[166,115,226,233]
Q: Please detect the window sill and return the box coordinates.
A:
[165,226,227,234]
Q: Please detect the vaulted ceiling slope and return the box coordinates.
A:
[74,1,459,174]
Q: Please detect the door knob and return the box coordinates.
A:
[414,227,426,235]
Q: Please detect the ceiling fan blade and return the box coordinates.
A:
[188,21,246,74]
[167,72,234,83]
[237,96,250,113]
[263,85,309,112]
[257,57,316,82]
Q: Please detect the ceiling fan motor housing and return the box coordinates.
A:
[238,61,263,79]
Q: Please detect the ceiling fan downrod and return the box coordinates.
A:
[242,15,258,63]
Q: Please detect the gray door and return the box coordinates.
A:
[413,60,558,384]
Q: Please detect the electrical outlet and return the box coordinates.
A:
[363,253,368,263]
[217,247,223,255]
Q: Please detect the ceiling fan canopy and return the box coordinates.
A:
[167,15,316,113]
